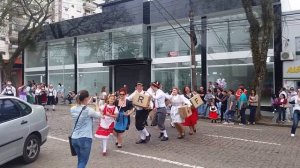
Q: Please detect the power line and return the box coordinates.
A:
[150,0,191,50]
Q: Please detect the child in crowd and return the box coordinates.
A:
[95,94,118,156]
[209,102,218,123]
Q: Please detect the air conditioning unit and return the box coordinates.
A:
[281,52,294,61]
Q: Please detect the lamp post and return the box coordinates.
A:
[189,0,197,91]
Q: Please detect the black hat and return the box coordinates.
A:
[136,82,143,86]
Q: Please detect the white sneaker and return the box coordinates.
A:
[228,122,234,125]
[291,134,295,137]
[223,122,229,125]
[239,123,245,126]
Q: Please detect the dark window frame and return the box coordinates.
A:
[0,99,22,123]
[11,99,32,117]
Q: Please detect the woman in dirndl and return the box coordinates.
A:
[18,85,27,102]
[182,86,198,135]
[95,94,118,156]
[166,87,191,139]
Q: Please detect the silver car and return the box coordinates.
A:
[0,96,49,166]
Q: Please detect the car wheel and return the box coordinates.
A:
[22,134,41,163]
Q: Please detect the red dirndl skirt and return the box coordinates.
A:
[95,123,114,139]
[182,108,198,126]
[209,111,218,120]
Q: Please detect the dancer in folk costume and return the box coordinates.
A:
[35,84,43,105]
[166,87,191,139]
[149,81,169,141]
[1,81,16,96]
[209,102,218,123]
[47,84,57,111]
[18,85,27,102]
[127,82,153,144]
[181,86,198,135]
[95,94,118,156]
[113,88,134,148]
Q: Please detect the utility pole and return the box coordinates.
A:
[189,0,197,91]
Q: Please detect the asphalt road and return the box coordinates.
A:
[2,105,300,168]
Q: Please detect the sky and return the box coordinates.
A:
[282,0,300,12]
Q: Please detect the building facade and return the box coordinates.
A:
[282,10,300,89]
[23,0,282,105]
[50,0,103,23]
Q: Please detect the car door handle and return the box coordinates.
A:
[21,120,28,125]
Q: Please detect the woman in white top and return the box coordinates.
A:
[166,87,191,139]
[99,86,108,106]
[290,89,300,137]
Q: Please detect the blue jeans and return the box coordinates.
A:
[291,110,300,134]
[198,104,206,116]
[240,108,246,124]
[224,110,235,122]
[72,137,92,168]
[249,105,256,124]
[278,107,286,121]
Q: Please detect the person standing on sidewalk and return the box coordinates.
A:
[248,89,258,125]
[47,84,57,111]
[291,89,300,137]
[223,89,236,124]
[238,88,248,126]
[70,90,102,168]
[278,93,287,123]
[220,90,228,122]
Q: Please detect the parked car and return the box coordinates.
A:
[0,95,49,166]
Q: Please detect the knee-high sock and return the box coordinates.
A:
[139,130,146,140]
[102,139,107,152]
[163,130,168,137]
[52,105,55,109]
[142,128,149,136]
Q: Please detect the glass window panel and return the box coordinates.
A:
[25,72,46,84]
[49,69,75,96]
[112,25,143,60]
[78,70,109,96]
[207,63,274,105]
[25,44,45,68]
[152,24,194,58]
[78,33,110,63]
[48,39,74,66]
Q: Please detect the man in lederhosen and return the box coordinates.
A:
[1,81,16,96]
[149,81,169,141]
[127,82,153,144]
[47,84,57,111]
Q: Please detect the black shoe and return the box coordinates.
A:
[146,134,151,142]
[158,133,164,138]
[136,139,146,144]
[115,142,118,146]
[161,136,169,141]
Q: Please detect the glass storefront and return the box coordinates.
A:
[24,71,46,84]
[25,44,45,68]
[78,67,109,96]
[78,33,111,63]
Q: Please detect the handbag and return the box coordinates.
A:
[68,106,87,156]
